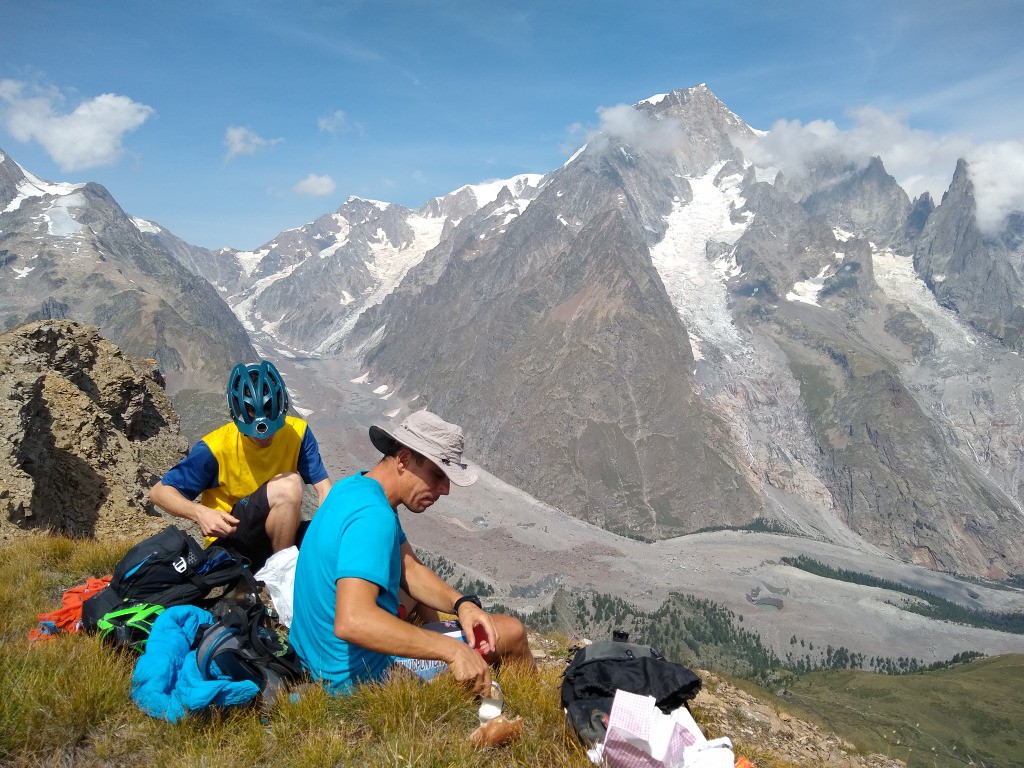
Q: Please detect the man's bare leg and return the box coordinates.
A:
[487,614,537,671]
[263,472,304,552]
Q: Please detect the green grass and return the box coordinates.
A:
[0,534,591,768]
[782,656,1024,768]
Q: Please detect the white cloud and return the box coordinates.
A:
[0,79,153,171]
[293,173,336,196]
[318,110,348,134]
[739,107,1024,234]
[592,104,684,155]
[224,126,282,159]
[968,140,1024,232]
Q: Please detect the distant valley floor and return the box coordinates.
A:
[272,352,1024,664]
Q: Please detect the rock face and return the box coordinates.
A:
[353,150,763,538]
[801,156,911,244]
[913,159,1024,351]
[0,320,186,541]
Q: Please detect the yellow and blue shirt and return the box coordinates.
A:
[161,415,329,514]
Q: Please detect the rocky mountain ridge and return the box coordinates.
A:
[0,320,184,542]
[330,85,1024,578]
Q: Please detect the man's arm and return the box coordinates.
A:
[334,576,491,694]
[311,477,332,507]
[398,542,499,655]
[149,481,239,539]
[399,542,462,613]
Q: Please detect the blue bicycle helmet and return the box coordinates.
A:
[227,360,289,438]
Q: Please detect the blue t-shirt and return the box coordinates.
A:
[290,472,408,694]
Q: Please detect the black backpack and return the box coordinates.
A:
[560,638,702,747]
[82,525,250,631]
[193,601,306,708]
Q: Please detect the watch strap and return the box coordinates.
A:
[454,594,482,613]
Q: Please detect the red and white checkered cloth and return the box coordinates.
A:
[600,689,734,768]
[602,690,697,768]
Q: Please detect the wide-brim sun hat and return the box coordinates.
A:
[369,410,478,487]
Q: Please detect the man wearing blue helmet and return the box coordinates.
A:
[150,360,331,569]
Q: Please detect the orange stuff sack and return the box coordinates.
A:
[29,575,113,643]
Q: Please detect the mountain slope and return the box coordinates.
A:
[914,158,1024,351]
[350,118,763,537]
[0,150,256,391]
[332,86,1024,576]
[216,178,542,355]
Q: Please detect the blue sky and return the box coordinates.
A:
[2,1,1022,250]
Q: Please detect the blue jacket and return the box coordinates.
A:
[131,605,259,722]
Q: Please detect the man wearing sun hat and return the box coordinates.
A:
[290,410,535,696]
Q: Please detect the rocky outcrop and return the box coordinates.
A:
[733,179,877,317]
[0,320,186,541]
[802,156,911,244]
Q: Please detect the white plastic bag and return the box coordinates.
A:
[600,689,734,768]
[254,545,298,626]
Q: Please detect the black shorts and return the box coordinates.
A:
[215,482,273,570]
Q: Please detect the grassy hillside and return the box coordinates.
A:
[3,533,1015,767]
[782,657,1024,767]
[0,536,589,768]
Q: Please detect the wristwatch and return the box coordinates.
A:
[454,594,482,613]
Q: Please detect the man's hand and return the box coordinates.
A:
[457,601,499,657]
[336,577,492,695]
[150,481,237,539]
[446,637,492,695]
[194,505,238,538]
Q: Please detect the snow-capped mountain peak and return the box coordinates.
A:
[2,161,84,214]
